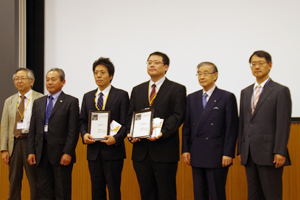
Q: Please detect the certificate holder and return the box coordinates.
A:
[130,108,154,138]
[88,110,111,141]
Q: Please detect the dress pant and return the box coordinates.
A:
[36,140,73,200]
[192,166,228,200]
[133,152,178,200]
[88,147,123,200]
[9,138,37,200]
[245,152,283,200]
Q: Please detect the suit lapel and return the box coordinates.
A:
[195,88,221,136]
[252,80,274,118]
[10,94,19,124]
[50,92,66,117]
[40,96,47,122]
[244,85,253,119]
[105,86,116,110]
[151,79,170,107]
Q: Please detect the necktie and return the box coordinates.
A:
[203,93,208,108]
[149,84,156,106]
[97,92,103,110]
[14,95,25,137]
[252,85,261,114]
[44,96,53,140]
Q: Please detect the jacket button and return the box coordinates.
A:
[206,137,209,140]
[211,123,214,126]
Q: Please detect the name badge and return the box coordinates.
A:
[17,122,25,130]
[44,125,48,132]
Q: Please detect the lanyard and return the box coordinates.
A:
[17,92,33,122]
[94,91,109,110]
[149,83,158,106]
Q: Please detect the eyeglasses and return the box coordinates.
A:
[250,62,267,67]
[146,61,164,65]
[14,77,29,81]
[196,72,215,77]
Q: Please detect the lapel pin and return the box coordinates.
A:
[60,100,63,102]
[214,100,216,102]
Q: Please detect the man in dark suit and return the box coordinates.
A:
[27,68,79,200]
[79,57,129,200]
[1,68,43,200]
[237,50,292,200]
[182,62,238,200]
[127,51,186,200]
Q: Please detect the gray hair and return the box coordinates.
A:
[197,62,218,73]
[47,68,65,81]
[12,68,35,81]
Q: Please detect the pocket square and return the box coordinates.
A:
[213,107,219,109]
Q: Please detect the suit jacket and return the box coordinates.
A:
[127,78,186,163]
[182,87,239,168]
[237,79,292,166]
[79,86,129,161]
[1,90,44,155]
[28,91,79,166]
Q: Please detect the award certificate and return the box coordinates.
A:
[88,110,111,141]
[130,108,154,138]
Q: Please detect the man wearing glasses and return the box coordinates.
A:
[182,62,238,200]
[1,68,43,200]
[237,50,292,200]
[127,51,186,200]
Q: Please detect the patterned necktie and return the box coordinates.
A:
[14,95,25,137]
[97,92,103,110]
[252,85,261,114]
[203,93,208,108]
[150,84,156,106]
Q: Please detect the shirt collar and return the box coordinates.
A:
[254,77,270,89]
[97,84,111,97]
[150,76,165,89]
[203,85,216,97]
[18,89,33,99]
[48,90,62,100]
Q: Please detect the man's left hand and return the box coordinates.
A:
[222,156,233,167]
[60,154,72,166]
[101,135,116,145]
[273,154,286,168]
[147,132,163,141]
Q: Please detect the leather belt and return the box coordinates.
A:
[18,133,28,139]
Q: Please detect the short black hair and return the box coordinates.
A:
[147,51,170,66]
[249,50,272,63]
[92,57,115,78]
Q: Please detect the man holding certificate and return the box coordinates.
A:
[79,57,129,200]
[127,51,186,200]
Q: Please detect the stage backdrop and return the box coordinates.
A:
[45,0,300,117]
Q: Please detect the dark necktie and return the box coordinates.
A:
[203,93,208,108]
[44,96,53,139]
[14,95,25,138]
[97,92,103,110]
[150,84,156,106]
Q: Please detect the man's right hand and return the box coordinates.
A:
[237,154,241,163]
[27,154,36,165]
[182,152,191,166]
[1,151,9,165]
[127,133,140,143]
[83,133,96,144]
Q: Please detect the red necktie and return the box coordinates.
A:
[150,84,156,106]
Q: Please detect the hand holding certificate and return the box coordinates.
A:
[88,110,111,141]
[130,109,154,138]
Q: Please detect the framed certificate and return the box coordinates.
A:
[130,108,154,138]
[88,110,111,141]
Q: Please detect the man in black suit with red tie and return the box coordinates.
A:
[27,68,79,200]
[238,51,292,200]
[79,57,129,200]
[127,51,186,200]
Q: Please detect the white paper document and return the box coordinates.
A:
[110,120,122,137]
[151,118,164,137]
